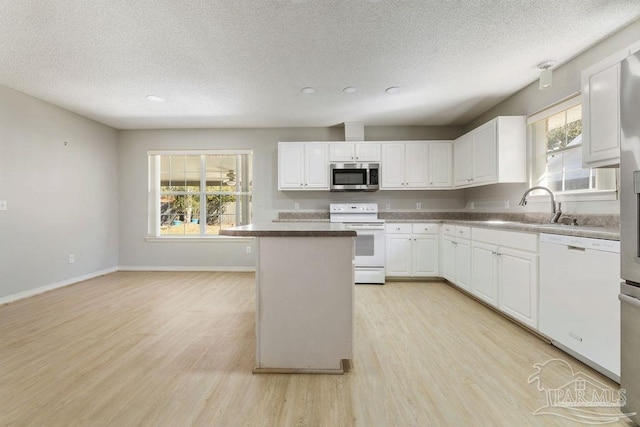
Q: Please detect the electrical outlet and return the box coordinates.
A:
[416,202,421,209]
[469,201,475,210]
[0,200,6,211]
[246,245,252,254]
[504,200,510,209]
[69,254,75,264]
[294,202,300,210]
[385,202,391,210]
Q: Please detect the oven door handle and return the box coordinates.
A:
[620,293,640,308]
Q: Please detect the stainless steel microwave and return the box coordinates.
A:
[330,163,379,191]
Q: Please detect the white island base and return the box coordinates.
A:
[254,235,354,374]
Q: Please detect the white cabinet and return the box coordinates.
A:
[278,142,329,190]
[453,133,472,186]
[385,224,412,276]
[329,143,380,162]
[453,116,526,189]
[440,224,471,290]
[471,228,538,328]
[386,223,439,277]
[381,141,452,189]
[470,241,499,307]
[428,141,452,188]
[581,55,623,168]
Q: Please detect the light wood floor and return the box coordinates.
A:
[0,272,634,426]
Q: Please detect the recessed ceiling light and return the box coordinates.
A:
[385,86,400,94]
[343,86,357,94]
[301,87,315,94]
[146,95,165,102]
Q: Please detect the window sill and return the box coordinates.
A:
[145,236,254,243]
[526,189,618,203]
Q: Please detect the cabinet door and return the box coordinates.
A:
[582,62,620,167]
[304,144,329,189]
[470,241,498,306]
[453,133,472,187]
[441,237,457,283]
[455,239,471,291]
[355,144,381,161]
[405,142,429,188]
[428,141,452,188]
[381,143,406,189]
[278,143,305,189]
[499,247,538,328]
[329,144,355,162]
[386,235,412,276]
[413,236,439,277]
[472,120,498,184]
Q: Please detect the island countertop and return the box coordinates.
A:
[219,222,357,237]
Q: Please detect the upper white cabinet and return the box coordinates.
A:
[428,141,453,188]
[329,143,380,162]
[453,116,526,189]
[581,55,624,168]
[381,141,452,190]
[278,142,329,190]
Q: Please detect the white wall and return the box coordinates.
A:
[462,18,640,216]
[0,85,119,301]
[117,126,463,269]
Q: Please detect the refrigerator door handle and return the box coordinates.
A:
[620,293,640,308]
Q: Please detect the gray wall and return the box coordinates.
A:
[117,126,464,269]
[0,85,119,300]
[462,18,640,216]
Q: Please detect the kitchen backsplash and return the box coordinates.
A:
[276,211,619,228]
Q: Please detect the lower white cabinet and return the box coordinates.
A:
[471,228,538,328]
[470,241,499,306]
[386,223,439,277]
[440,224,471,290]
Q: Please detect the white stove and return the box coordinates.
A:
[330,203,385,284]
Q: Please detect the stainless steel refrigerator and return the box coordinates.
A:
[620,47,640,425]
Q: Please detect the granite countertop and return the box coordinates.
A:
[440,220,620,241]
[274,211,620,240]
[219,222,357,237]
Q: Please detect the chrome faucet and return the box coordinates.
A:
[518,186,562,223]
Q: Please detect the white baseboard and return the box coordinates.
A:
[0,267,119,306]
[118,265,255,272]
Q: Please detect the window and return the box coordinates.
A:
[529,97,617,197]
[148,150,252,237]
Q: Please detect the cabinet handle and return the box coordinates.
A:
[452,242,458,245]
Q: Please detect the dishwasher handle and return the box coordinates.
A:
[620,293,640,308]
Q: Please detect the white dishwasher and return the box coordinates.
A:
[539,233,621,382]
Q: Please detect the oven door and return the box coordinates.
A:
[345,224,385,268]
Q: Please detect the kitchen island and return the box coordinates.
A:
[220,223,356,374]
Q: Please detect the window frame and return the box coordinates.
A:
[526,95,618,203]
[147,149,253,240]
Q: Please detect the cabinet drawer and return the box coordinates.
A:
[472,227,537,252]
[412,223,439,235]
[455,226,471,239]
[386,223,412,234]
[442,224,456,236]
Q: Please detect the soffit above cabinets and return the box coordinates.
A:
[1,1,639,129]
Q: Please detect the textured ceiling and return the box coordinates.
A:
[1,1,639,130]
